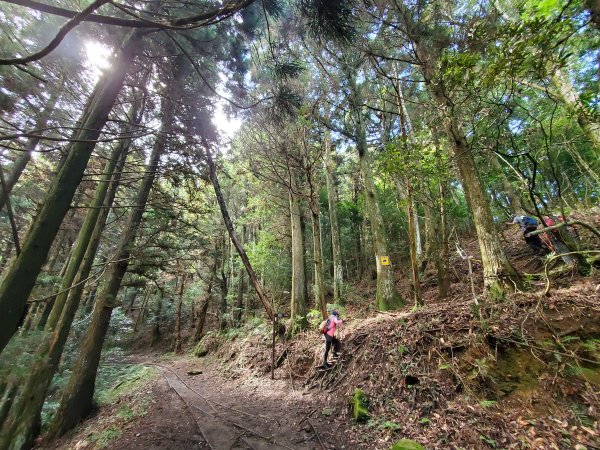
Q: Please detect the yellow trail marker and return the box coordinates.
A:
[380,256,390,266]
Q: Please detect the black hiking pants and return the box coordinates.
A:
[324,334,340,364]
[524,226,547,254]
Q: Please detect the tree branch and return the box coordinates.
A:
[0,0,110,65]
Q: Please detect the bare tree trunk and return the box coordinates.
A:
[348,69,404,310]
[0,30,143,354]
[174,272,188,354]
[151,289,163,345]
[309,200,327,319]
[392,80,421,305]
[434,136,451,299]
[405,178,422,306]
[195,248,217,341]
[323,131,344,304]
[133,287,151,332]
[219,236,229,331]
[233,226,245,327]
[289,172,308,329]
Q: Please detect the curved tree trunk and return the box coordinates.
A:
[0,30,143,355]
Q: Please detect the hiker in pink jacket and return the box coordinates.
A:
[321,310,343,369]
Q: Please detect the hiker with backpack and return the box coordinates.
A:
[507,215,548,255]
[320,310,343,369]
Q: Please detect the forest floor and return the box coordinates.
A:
[44,356,353,450]
[44,215,600,450]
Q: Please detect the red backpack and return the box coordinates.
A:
[319,318,331,334]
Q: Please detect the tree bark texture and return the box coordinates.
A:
[174,272,188,353]
[414,40,521,295]
[46,75,172,439]
[0,30,143,355]
[324,132,344,304]
[289,172,308,328]
[0,109,139,449]
[348,70,404,310]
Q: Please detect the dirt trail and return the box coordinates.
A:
[117,359,350,450]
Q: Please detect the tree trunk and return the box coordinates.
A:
[133,287,151,332]
[0,102,144,446]
[289,172,308,329]
[310,201,327,319]
[414,41,521,296]
[151,289,163,345]
[46,107,142,331]
[405,177,422,306]
[205,151,275,321]
[552,68,600,158]
[0,84,61,214]
[233,226,245,327]
[392,79,421,306]
[434,136,451,299]
[323,132,344,304]
[174,272,188,354]
[0,30,142,355]
[195,252,217,341]
[348,69,404,310]
[219,235,229,331]
[46,75,172,439]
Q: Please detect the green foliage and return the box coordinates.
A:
[479,399,497,409]
[479,434,497,447]
[297,0,357,42]
[92,426,122,448]
[95,364,158,406]
[0,331,50,383]
[379,420,402,431]
[194,342,209,357]
[390,439,425,450]
[349,388,370,422]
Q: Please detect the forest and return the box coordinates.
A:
[0,0,599,449]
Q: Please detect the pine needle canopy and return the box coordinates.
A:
[297,0,357,42]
